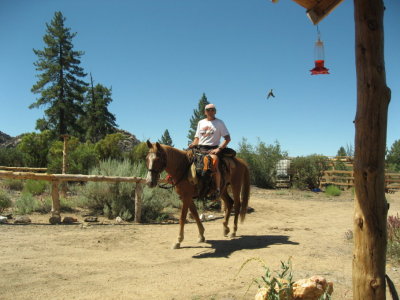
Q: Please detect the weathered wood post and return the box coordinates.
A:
[50,180,62,224]
[353,0,391,298]
[134,182,143,223]
[61,134,69,197]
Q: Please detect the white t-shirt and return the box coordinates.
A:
[195,118,230,146]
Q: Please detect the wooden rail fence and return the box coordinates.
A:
[0,170,159,224]
[320,170,400,192]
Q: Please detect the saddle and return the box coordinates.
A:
[187,147,236,200]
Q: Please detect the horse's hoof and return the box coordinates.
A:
[230,232,236,238]
[172,243,181,249]
[198,237,205,243]
[223,228,230,237]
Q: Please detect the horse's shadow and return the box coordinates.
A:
[190,235,299,259]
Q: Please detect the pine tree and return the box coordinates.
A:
[336,146,347,157]
[30,11,88,139]
[158,129,174,146]
[84,74,117,143]
[187,93,209,144]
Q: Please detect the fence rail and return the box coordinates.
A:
[320,170,400,192]
[0,170,158,224]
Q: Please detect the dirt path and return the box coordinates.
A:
[1,188,399,300]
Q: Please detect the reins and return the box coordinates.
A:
[155,148,192,190]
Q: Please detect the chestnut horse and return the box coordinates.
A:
[145,141,250,249]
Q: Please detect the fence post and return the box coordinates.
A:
[134,182,143,223]
[50,180,61,224]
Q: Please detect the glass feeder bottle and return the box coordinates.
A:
[310,37,329,75]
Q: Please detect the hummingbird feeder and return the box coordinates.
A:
[310,27,329,75]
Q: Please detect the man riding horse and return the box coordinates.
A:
[188,103,231,199]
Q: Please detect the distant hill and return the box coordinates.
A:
[0,131,22,148]
[0,129,141,152]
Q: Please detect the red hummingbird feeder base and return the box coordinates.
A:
[310,60,329,75]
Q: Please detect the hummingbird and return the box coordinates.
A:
[267,89,275,99]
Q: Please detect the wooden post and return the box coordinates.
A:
[50,180,62,224]
[61,135,69,197]
[134,183,143,223]
[353,0,390,298]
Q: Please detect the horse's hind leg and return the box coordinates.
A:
[189,200,205,242]
[221,191,233,237]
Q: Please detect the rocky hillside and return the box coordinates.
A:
[0,131,22,148]
[115,129,141,152]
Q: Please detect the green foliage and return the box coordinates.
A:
[0,147,25,167]
[386,139,400,172]
[79,159,147,219]
[23,180,49,195]
[237,258,294,300]
[30,11,88,137]
[187,93,209,144]
[15,192,38,214]
[95,133,124,161]
[290,155,328,190]
[325,185,341,196]
[47,138,98,174]
[336,146,347,157]
[1,179,24,191]
[17,131,54,167]
[141,187,181,223]
[237,138,287,188]
[0,190,12,213]
[84,75,117,143]
[130,142,149,163]
[387,214,400,263]
[158,129,174,147]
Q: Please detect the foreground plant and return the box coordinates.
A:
[387,213,400,263]
[237,257,294,300]
[237,257,333,300]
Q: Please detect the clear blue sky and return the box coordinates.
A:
[1,0,399,157]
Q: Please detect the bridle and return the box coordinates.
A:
[147,149,167,175]
[146,148,191,189]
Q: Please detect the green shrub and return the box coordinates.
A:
[17,130,54,167]
[35,196,52,213]
[47,138,98,174]
[2,179,24,191]
[14,192,38,214]
[141,187,181,223]
[325,185,341,196]
[387,214,400,263]
[95,133,124,161]
[79,159,147,219]
[23,180,48,195]
[237,138,287,188]
[0,147,25,166]
[0,190,12,213]
[238,258,294,300]
[290,155,328,190]
[129,142,149,163]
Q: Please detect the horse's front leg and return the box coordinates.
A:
[231,189,241,238]
[172,200,189,249]
[189,200,205,243]
[221,191,233,237]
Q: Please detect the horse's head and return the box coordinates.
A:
[145,140,167,188]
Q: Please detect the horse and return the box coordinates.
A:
[145,140,250,249]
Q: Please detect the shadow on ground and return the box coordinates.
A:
[191,235,299,259]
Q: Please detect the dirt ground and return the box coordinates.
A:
[1,187,399,300]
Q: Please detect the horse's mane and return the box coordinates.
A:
[160,144,190,174]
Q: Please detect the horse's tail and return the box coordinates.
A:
[240,159,250,223]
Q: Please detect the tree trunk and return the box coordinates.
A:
[353,0,391,299]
